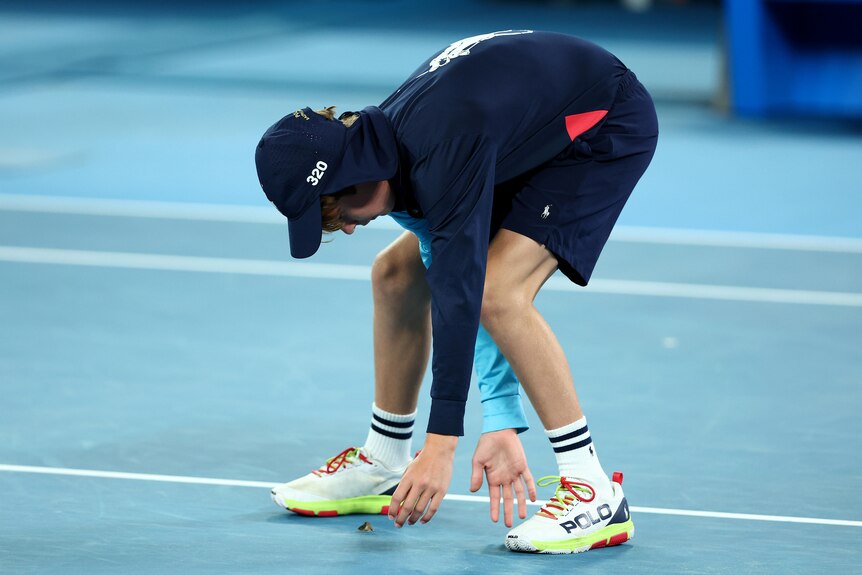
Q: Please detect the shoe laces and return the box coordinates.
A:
[535,475,596,519]
[311,447,371,476]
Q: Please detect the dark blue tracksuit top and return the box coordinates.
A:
[377,31,629,436]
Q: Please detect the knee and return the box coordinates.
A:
[480,283,527,335]
[371,248,424,303]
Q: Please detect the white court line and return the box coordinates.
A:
[0,193,284,224]
[2,245,862,307]
[2,193,862,253]
[608,226,862,253]
[0,464,274,489]
[1,464,860,528]
[0,246,372,281]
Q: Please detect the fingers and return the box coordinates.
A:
[388,475,445,528]
[407,491,433,526]
[392,485,421,528]
[513,475,528,520]
[489,472,534,527]
[502,483,514,528]
[488,482,500,523]
[394,493,414,527]
[392,486,444,527]
[487,470,536,526]
[419,496,441,524]
[387,480,411,527]
[524,467,537,502]
[470,459,483,493]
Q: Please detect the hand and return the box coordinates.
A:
[388,433,457,527]
[470,428,536,527]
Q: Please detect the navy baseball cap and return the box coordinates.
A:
[255,108,348,258]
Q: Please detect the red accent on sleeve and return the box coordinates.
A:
[612,471,624,485]
[564,110,608,141]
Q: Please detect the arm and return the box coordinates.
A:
[388,210,533,526]
[388,136,497,527]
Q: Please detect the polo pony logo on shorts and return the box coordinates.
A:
[541,205,552,219]
[417,30,533,78]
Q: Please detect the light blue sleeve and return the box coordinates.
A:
[388,212,529,433]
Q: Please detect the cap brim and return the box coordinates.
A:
[287,199,323,259]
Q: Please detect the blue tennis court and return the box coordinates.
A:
[1,2,861,573]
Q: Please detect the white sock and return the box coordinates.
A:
[546,416,613,497]
[363,403,415,470]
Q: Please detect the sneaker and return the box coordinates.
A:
[271,447,406,516]
[504,471,633,554]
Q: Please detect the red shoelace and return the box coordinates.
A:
[311,447,371,476]
[537,476,596,519]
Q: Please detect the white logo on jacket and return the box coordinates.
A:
[541,205,552,219]
[417,30,533,77]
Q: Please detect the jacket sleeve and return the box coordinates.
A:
[410,135,497,436]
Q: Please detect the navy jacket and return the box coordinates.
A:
[377,31,628,436]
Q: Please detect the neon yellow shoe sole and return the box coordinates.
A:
[273,493,392,517]
[508,519,634,554]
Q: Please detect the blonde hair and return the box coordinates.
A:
[315,107,359,234]
[315,106,360,127]
[320,194,345,233]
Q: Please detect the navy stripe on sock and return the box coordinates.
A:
[371,423,413,440]
[372,413,414,429]
[548,425,589,444]
[552,436,592,453]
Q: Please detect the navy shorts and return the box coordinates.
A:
[491,70,659,286]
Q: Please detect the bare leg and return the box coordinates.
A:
[480,229,583,429]
[372,231,431,414]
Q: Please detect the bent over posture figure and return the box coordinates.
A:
[255,30,658,554]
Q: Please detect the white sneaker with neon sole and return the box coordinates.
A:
[271,447,407,517]
[505,472,634,554]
